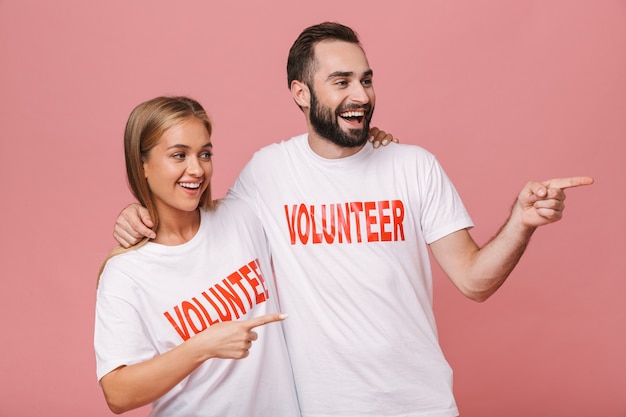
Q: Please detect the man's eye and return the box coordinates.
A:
[336,80,347,86]
[362,79,372,86]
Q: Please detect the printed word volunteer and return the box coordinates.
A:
[284,199,406,245]
[164,260,270,341]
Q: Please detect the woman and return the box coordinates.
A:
[94,96,300,416]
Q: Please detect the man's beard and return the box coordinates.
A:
[309,88,374,148]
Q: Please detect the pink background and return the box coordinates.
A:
[1,1,624,416]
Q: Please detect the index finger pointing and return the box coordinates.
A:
[543,176,594,190]
[245,313,288,330]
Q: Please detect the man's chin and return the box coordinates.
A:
[329,128,367,148]
[311,121,369,148]
[344,128,369,147]
[344,136,368,148]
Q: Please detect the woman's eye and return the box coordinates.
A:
[200,151,213,160]
[172,153,185,160]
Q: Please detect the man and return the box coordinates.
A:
[114,22,593,417]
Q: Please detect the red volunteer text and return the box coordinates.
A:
[284,200,406,245]
[164,259,269,341]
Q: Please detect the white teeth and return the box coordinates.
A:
[341,111,365,118]
[179,182,201,189]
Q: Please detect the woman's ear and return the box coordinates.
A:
[142,158,149,179]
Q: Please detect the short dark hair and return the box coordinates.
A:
[286,22,361,89]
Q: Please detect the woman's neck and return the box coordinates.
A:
[153,208,201,246]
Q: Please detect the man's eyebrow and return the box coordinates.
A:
[326,69,373,81]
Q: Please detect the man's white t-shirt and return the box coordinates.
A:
[95,198,300,417]
[230,134,473,417]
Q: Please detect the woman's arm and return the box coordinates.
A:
[100,313,286,414]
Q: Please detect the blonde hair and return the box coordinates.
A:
[98,96,214,282]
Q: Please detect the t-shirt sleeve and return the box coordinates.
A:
[420,156,474,244]
[94,268,157,381]
[228,155,259,208]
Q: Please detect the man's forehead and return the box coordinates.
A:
[313,40,371,76]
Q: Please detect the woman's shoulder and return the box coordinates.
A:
[97,248,144,294]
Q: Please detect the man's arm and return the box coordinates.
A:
[430,176,593,302]
[113,204,154,248]
[112,127,398,247]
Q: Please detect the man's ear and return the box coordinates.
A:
[291,80,310,109]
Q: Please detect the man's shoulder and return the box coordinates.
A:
[256,133,306,152]
[211,197,256,218]
[248,133,307,163]
[375,142,437,161]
